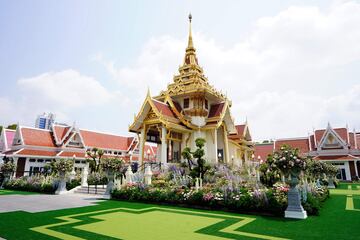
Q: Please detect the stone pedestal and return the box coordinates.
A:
[285,173,307,219]
[55,172,67,195]
[144,166,153,185]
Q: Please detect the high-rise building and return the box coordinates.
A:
[35,113,55,130]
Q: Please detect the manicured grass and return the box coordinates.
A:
[0,189,38,195]
[0,184,359,240]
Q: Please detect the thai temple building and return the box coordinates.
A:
[255,123,360,181]
[129,15,253,167]
[0,124,156,177]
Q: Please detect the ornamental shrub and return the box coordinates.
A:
[48,159,74,175]
[4,175,55,194]
[0,162,16,175]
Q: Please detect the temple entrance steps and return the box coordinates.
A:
[73,185,106,195]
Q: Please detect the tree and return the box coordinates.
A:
[6,124,17,130]
[181,147,193,171]
[86,148,104,172]
[0,126,3,132]
[188,138,210,180]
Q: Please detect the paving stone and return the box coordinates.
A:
[0,193,105,213]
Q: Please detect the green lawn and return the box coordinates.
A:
[0,183,359,240]
[0,189,38,195]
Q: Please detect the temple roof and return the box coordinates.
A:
[156,15,227,101]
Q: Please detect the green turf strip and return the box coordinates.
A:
[0,189,37,195]
[0,183,359,240]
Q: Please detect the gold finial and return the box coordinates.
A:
[187,13,194,49]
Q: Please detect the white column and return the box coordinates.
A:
[139,127,146,167]
[223,126,230,164]
[161,126,167,166]
[214,128,218,164]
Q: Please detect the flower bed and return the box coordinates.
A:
[4,175,55,194]
[111,182,329,216]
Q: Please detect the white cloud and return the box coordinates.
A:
[95,0,360,140]
[0,69,114,127]
[17,69,112,108]
[2,1,360,139]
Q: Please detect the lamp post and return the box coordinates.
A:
[231,155,234,166]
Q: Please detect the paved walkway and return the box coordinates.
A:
[0,193,105,213]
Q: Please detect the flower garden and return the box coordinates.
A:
[1,138,360,239]
[1,138,339,218]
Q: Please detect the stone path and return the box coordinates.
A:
[0,193,105,213]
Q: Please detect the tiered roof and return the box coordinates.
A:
[254,124,360,161]
[3,125,155,161]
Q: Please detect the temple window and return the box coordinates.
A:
[183,98,189,108]
[205,99,208,109]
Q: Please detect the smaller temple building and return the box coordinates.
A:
[0,124,156,177]
[255,123,360,181]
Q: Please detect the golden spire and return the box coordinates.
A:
[187,13,194,50]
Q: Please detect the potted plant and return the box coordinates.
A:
[324,163,338,189]
[49,159,74,194]
[272,144,307,219]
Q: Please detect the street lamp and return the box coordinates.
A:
[231,155,234,166]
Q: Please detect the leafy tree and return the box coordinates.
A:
[181,147,193,171]
[0,126,3,132]
[86,148,104,172]
[182,138,211,180]
[6,124,17,130]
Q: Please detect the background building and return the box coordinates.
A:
[35,113,55,130]
[254,123,360,181]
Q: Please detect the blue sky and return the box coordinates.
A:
[1,0,360,140]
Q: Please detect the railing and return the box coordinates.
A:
[87,183,105,194]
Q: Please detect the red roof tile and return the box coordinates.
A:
[208,102,224,118]
[21,127,56,147]
[152,100,176,118]
[17,149,59,157]
[349,133,356,149]
[334,128,348,143]
[53,125,71,142]
[275,138,310,155]
[58,151,85,158]
[80,130,130,150]
[255,143,274,161]
[235,125,246,136]
[314,130,325,145]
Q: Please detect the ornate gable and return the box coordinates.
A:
[319,124,348,150]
